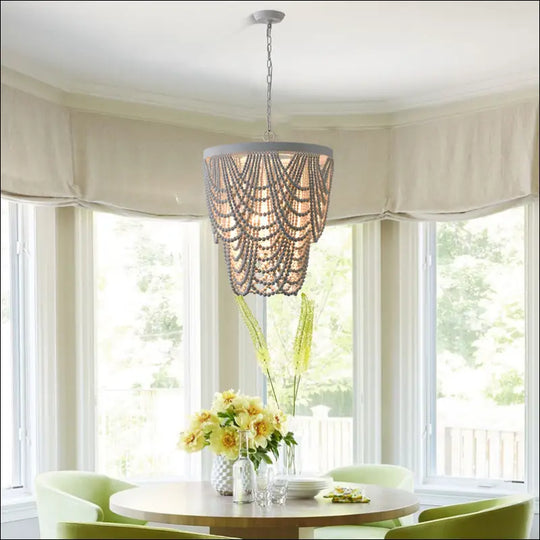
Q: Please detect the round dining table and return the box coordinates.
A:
[110,481,418,539]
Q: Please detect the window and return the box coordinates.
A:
[1,199,35,494]
[265,225,355,473]
[93,212,202,481]
[422,205,537,488]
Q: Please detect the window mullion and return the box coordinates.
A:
[525,201,539,501]
[199,220,219,481]
[353,221,382,464]
[423,222,437,479]
[75,208,96,471]
[10,203,24,489]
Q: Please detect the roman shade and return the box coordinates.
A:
[1,83,538,222]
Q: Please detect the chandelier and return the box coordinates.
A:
[203,10,334,296]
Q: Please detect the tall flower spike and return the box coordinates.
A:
[235,296,271,374]
[293,293,315,377]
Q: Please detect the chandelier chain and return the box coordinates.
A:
[265,22,275,141]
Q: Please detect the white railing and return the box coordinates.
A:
[293,413,353,474]
[293,413,524,481]
[101,392,523,482]
[443,427,524,480]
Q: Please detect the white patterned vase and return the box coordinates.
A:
[211,454,234,496]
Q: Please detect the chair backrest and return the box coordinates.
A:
[326,464,415,529]
[36,471,144,539]
[57,522,238,539]
[385,494,534,539]
[327,464,414,491]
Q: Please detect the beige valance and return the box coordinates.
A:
[1,84,538,222]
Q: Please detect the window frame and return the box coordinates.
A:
[2,201,57,523]
[2,201,30,497]
[399,202,539,507]
[1,201,36,498]
[238,221,382,466]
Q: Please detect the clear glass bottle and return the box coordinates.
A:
[232,430,255,504]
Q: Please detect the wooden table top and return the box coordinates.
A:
[110,481,419,529]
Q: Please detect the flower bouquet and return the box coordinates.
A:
[178,389,296,471]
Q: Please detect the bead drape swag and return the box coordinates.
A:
[1,84,538,221]
[204,144,333,296]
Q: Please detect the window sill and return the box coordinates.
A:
[415,484,539,514]
[1,495,37,523]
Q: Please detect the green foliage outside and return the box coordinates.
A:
[436,210,525,405]
[95,214,187,478]
[111,218,183,389]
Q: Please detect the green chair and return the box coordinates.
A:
[36,470,146,539]
[314,464,415,539]
[385,494,534,539]
[57,522,238,539]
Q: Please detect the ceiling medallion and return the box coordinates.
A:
[203,10,334,296]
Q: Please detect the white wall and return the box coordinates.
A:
[0,518,39,539]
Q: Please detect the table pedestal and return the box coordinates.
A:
[210,525,315,539]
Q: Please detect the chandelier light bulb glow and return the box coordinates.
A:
[203,11,334,296]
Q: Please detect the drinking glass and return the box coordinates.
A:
[270,475,288,505]
[255,463,274,508]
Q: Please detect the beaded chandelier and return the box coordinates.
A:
[203,10,333,296]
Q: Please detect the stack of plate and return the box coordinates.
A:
[286,476,333,499]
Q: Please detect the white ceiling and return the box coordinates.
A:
[1,1,538,118]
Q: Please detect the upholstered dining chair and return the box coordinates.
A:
[314,464,415,539]
[57,522,238,539]
[35,470,146,539]
[384,494,534,539]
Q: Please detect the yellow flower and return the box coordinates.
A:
[178,428,205,453]
[246,396,264,417]
[251,412,274,448]
[231,395,250,413]
[235,412,254,430]
[212,389,238,413]
[268,406,288,437]
[234,396,265,430]
[208,425,239,460]
[190,409,214,428]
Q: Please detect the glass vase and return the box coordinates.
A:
[232,430,255,504]
[282,417,302,477]
[284,443,301,476]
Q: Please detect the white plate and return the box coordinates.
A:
[286,487,325,499]
[288,476,332,486]
[288,484,330,490]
